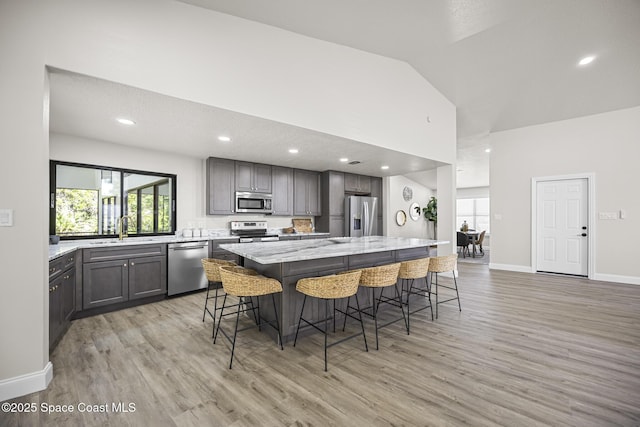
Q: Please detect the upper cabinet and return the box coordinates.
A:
[207,157,236,215]
[344,173,371,194]
[272,166,294,216]
[293,169,321,216]
[235,161,272,193]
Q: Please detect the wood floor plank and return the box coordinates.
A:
[2,263,640,426]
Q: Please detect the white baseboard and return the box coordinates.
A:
[0,362,52,402]
[489,263,535,273]
[487,264,640,286]
[593,273,640,286]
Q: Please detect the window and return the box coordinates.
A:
[456,197,490,233]
[50,161,176,239]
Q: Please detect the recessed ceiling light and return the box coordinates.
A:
[339,158,349,162]
[288,148,299,154]
[485,148,491,153]
[381,165,389,170]
[116,118,136,126]
[217,136,231,142]
[578,55,595,66]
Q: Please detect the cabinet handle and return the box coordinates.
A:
[131,262,135,266]
[124,263,127,267]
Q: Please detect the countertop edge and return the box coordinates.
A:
[48,233,331,261]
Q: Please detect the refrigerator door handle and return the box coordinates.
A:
[363,201,370,236]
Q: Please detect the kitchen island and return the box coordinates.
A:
[219,236,447,343]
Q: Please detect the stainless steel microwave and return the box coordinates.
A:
[235,191,273,214]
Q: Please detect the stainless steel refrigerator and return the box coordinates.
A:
[345,195,379,237]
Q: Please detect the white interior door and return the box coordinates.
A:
[536,178,588,276]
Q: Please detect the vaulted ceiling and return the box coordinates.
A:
[50,1,640,188]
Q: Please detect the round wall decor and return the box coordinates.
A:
[409,202,420,221]
[402,186,413,202]
[395,210,407,226]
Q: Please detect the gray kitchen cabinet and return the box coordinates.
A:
[327,171,345,216]
[83,259,129,309]
[317,171,345,236]
[344,173,371,194]
[300,234,327,240]
[278,235,300,241]
[49,251,76,352]
[370,176,383,222]
[329,216,345,238]
[128,255,167,300]
[293,169,321,216]
[210,238,241,264]
[271,166,294,216]
[207,157,236,215]
[235,161,272,193]
[82,244,167,310]
[370,176,382,200]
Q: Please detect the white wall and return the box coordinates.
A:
[457,187,490,199]
[490,106,639,283]
[0,0,456,399]
[385,176,434,238]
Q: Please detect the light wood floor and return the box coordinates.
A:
[3,264,640,427]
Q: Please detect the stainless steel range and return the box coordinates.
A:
[230,221,280,243]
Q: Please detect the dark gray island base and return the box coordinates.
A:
[219,236,446,343]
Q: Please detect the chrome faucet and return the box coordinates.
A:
[118,215,133,240]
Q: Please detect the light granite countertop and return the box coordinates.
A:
[219,236,448,265]
[48,232,330,261]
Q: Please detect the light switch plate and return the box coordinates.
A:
[598,212,618,220]
[0,209,14,226]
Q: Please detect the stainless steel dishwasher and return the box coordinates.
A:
[167,241,209,296]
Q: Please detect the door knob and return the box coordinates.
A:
[577,233,587,237]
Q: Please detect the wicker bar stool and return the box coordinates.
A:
[429,254,462,319]
[293,271,367,371]
[343,263,406,350]
[201,258,237,336]
[214,265,284,369]
[398,257,433,332]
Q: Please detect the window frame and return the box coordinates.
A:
[456,197,490,234]
[50,160,177,240]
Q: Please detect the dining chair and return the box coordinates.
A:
[475,230,486,256]
[456,232,470,258]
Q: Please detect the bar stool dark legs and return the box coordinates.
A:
[398,257,433,333]
[342,263,405,350]
[214,266,284,369]
[428,254,462,319]
[293,271,367,371]
[201,258,237,337]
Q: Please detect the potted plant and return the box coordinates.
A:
[415,196,437,239]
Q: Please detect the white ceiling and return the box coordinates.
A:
[49,0,640,189]
[48,70,444,179]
